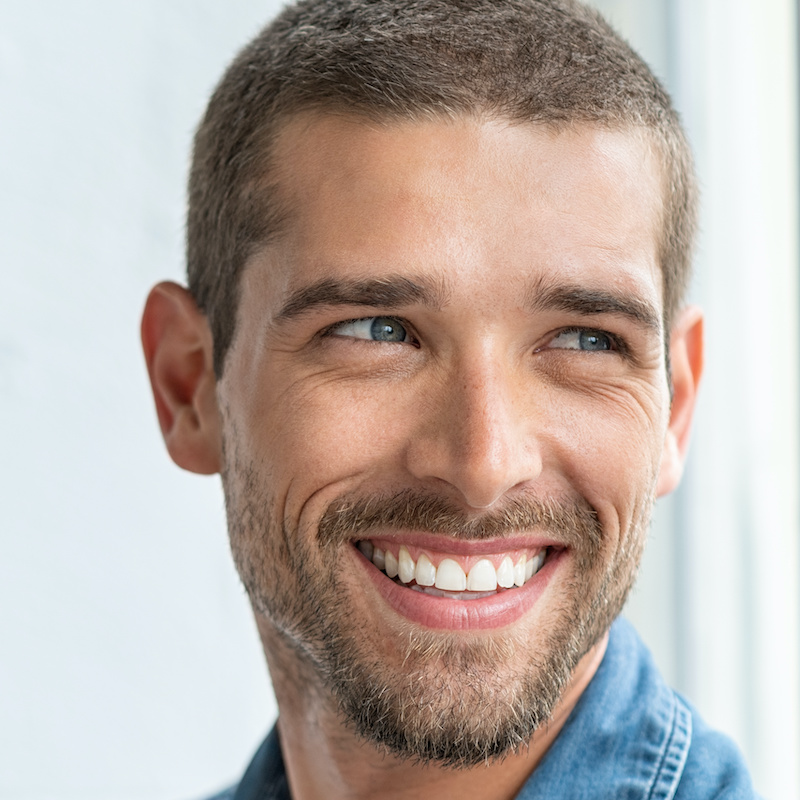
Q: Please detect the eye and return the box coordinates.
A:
[546,328,617,352]
[329,316,412,343]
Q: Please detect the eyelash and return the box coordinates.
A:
[320,318,627,356]
[321,315,419,345]
[546,326,629,356]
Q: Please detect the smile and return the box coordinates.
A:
[356,539,551,600]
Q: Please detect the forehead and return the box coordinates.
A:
[251,112,665,314]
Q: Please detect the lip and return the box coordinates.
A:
[350,542,566,631]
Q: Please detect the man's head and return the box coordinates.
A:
[142,0,703,772]
[187,0,697,377]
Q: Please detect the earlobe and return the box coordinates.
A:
[656,305,704,497]
[141,282,222,474]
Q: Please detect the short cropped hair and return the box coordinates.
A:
[188,0,697,377]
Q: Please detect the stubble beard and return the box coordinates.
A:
[223,455,651,769]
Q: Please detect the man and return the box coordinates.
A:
[141,0,758,797]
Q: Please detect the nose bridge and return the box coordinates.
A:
[406,339,542,509]
[459,352,515,466]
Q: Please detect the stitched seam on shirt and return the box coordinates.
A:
[645,692,692,800]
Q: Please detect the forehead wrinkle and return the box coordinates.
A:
[274,274,448,322]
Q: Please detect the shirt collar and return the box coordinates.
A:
[516,617,690,798]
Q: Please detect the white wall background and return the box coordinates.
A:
[0,4,284,799]
[1,2,798,798]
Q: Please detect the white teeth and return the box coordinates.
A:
[466,558,498,591]
[435,558,467,591]
[514,556,526,588]
[367,543,549,594]
[415,553,436,586]
[358,540,374,560]
[398,546,415,584]
[496,556,515,588]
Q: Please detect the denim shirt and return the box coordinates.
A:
[208,619,759,800]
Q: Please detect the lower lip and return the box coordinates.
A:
[351,545,564,631]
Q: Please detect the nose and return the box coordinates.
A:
[404,347,544,510]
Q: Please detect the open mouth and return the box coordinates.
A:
[356,540,554,601]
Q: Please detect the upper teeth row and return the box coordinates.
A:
[357,542,546,592]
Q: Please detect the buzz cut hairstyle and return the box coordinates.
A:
[188,0,698,377]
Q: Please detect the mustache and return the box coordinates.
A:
[316,489,602,552]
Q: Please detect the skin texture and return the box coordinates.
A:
[142,113,703,800]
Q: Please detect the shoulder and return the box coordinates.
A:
[198,787,238,800]
[675,698,762,800]
[519,619,761,799]
[197,727,289,800]
[611,619,761,799]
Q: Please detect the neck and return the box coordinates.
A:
[256,616,608,800]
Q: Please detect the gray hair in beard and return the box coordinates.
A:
[304,489,613,766]
[225,468,635,767]
[316,488,601,556]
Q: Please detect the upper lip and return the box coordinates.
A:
[353,531,565,555]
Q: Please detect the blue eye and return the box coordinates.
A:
[548,328,615,351]
[330,316,411,343]
[369,317,408,342]
[577,330,612,351]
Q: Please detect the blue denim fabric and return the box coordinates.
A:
[206,618,759,800]
[518,619,759,799]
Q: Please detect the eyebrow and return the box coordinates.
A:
[275,275,444,321]
[274,272,662,333]
[526,282,662,333]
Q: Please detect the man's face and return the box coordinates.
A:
[217,114,673,764]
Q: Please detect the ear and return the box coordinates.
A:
[141,282,222,474]
[656,305,704,497]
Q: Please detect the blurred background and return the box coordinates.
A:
[1,1,798,797]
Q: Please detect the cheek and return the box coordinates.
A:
[243,371,420,506]
[544,385,668,530]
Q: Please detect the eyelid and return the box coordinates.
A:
[544,326,628,355]
[323,317,369,336]
[322,315,418,344]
